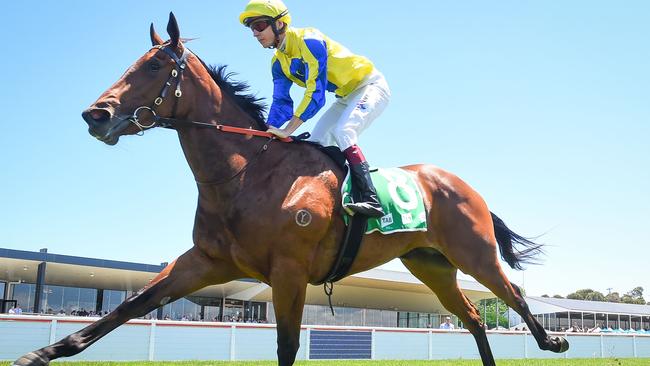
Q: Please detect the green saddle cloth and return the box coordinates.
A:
[342,167,428,234]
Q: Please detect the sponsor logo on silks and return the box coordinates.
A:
[380,213,394,228]
[401,213,413,224]
[356,95,369,111]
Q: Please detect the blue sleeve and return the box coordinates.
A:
[267,59,294,127]
[294,37,328,122]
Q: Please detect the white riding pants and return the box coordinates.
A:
[308,69,390,150]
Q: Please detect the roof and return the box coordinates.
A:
[0,247,165,273]
[527,296,650,316]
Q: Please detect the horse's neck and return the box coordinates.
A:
[176,93,262,199]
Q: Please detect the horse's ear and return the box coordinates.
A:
[150,23,164,46]
[166,12,180,49]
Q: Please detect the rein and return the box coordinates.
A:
[131,106,292,143]
[126,44,295,186]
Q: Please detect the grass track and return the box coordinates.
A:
[2,360,649,366]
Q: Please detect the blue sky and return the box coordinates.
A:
[1,1,648,299]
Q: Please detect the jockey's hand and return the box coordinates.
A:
[266,117,303,139]
[266,126,290,139]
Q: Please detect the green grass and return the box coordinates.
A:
[2,360,649,366]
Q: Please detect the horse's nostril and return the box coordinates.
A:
[82,108,111,124]
[91,110,108,121]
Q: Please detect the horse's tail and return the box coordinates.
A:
[491,212,544,270]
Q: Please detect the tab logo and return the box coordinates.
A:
[381,213,394,228]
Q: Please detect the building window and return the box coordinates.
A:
[268,304,395,327]
[162,297,202,321]
[79,288,96,312]
[222,299,244,322]
[102,289,126,314]
[11,283,36,313]
[396,311,440,328]
[0,282,5,299]
[185,295,223,321]
[38,285,98,315]
[41,285,64,314]
[418,313,432,328]
[203,305,221,322]
[244,301,267,322]
[397,312,408,327]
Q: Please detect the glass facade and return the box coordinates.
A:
[1,280,453,328]
[532,312,649,332]
[0,266,456,326]
[2,280,440,326]
[4,283,105,315]
[39,285,98,315]
[398,311,408,327]
[161,297,202,321]
[12,283,36,313]
[203,305,221,322]
[102,289,126,314]
[365,307,398,327]
[0,282,5,299]
[245,301,267,322]
[41,285,63,313]
[269,304,398,327]
[222,298,243,322]
[397,311,451,328]
[186,295,223,321]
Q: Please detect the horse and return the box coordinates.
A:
[13,13,568,366]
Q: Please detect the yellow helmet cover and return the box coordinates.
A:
[239,0,291,26]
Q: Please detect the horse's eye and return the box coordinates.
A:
[149,61,161,72]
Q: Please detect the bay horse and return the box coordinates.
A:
[14,13,568,366]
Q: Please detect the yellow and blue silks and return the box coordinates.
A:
[267,27,374,127]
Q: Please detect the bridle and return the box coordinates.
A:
[128,44,189,133]
[126,43,303,185]
[128,44,294,140]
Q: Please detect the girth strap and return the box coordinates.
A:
[316,173,369,315]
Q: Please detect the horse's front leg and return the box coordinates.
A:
[13,247,243,366]
[270,260,308,366]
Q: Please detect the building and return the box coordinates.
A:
[3,247,650,362]
[523,296,650,332]
[0,247,492,328]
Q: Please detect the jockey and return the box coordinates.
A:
[240,0,391,218]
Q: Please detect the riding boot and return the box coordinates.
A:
[345,162,385,218]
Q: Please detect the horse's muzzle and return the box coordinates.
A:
[82,108,127,145]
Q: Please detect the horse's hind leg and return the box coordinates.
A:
[13,247,243,366]
[472,268,568,353]
[440,216,569,354]
[401,248,496,366]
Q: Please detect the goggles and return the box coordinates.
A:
[246,10,287,33]
[249,18,273,32]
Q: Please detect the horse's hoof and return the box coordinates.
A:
[12,352,49,366]
[551,336,570,353]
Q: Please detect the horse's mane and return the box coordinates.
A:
[193,54,268,131]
